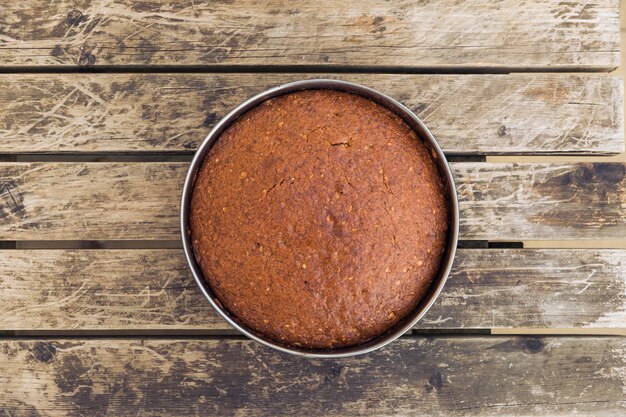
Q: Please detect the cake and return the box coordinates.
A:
[190,89,449,349]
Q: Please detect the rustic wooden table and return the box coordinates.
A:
[1,1,625,415]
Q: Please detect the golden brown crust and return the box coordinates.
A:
[190,89,448,349]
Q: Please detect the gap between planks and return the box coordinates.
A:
[0,65,621,75]
[0,240,519,250]
[0,327,626,340]
[6,240,626,250]
[0,155,488,163]
[492,328,626,336]
[1,329,623,337]
[0,330,492,338]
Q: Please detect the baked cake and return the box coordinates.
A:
[190,89,449,349]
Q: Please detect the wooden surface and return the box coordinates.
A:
[0,163,182,240]
[0,0,620,70]
[0,249,623,331]
[0,74,622,154]
[454,162,626,240]
[1,337,624,416]
[1,162,623,240]
[0,1,624,415]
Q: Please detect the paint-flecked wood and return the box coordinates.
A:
[0,1,620,69]
[0,162,623,240]
[0,249,623,330]
[0,74,622,154]
[0,337,624,416]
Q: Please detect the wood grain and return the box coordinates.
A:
[0,163,181,240]
[0,1,620,69]
[454,162,626,240]
[1,337,624,416]
[0,249,623,330]
[0,162,623,240]
[0,74,622,154]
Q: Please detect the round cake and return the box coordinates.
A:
[190,89,449,349]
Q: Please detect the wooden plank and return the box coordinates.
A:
[454,163,626,240]
[0,249,623,330]
[426,249,626,329]
[0,163,181,240]
[0,162,624,240]
[0,1,619,69]
[0,74,622,155]
[0,337,623,416]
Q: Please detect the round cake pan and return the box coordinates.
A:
[181,79,460,358]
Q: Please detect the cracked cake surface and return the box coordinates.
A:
[190,89,449,349]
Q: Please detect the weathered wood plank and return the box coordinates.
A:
[454,162,626,240]
[0,1,620,69]
[0,163,181,240]
[0,249,623,330]
[0,162,623,240]
[1,337,623,416]
[425,249,626,329]
[0,74,622,154]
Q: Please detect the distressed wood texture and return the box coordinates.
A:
[0,162,624,240]
[0,1,620,69]
[454,162,626,240]
[1,337,624,416]
[0,74,623,154]
[0,249,623,330]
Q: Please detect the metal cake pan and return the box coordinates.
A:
[180,79,460,358]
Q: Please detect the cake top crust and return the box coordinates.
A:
[190,89,449,349]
